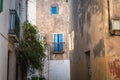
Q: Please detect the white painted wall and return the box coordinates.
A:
[28,0,36,25]
[0,0,10,80]
[10,0,15,9]
[49,60,70,80]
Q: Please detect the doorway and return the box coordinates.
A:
[85,51,91,80]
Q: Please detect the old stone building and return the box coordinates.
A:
[36,0,70,80]
[36,0,70,60]
[70,0,120,80]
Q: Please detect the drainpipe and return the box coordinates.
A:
[48,44,50,80]
[107,0,111,35]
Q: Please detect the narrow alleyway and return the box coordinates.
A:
[1,0,120,80]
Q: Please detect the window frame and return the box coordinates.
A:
[51,4,59,15]
[53,33,64,52]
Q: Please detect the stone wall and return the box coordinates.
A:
[36,0,70,60]
[69,0,120,80]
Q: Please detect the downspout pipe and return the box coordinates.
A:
[107,0,112,35]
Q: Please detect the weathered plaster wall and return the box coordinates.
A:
[36,0,70,60]
[70,0,107,80]
[0,0,10,80]
[70,0,120,80]
[104,0,120,80]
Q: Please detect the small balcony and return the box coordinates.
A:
[52,42,65,54]
[9,9,20,41]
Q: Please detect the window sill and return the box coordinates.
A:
[53,51,65,54]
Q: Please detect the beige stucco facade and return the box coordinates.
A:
[70,0,120,80]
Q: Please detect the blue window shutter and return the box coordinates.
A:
[0,0,3,13]
[51,6,58,14]
[54,34,59,51]
[58,34,63,51]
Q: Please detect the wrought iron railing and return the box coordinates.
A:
[9,9,20,38]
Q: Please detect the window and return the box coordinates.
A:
[85,51,91,80]
[54,34,64,52]
[51,5,58,14]
[0,0,3,13]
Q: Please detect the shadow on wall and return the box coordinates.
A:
[70,0,105,63]
[71,0,103,37]
[93,39,105,57]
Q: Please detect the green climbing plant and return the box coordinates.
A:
[17,22,46,80]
